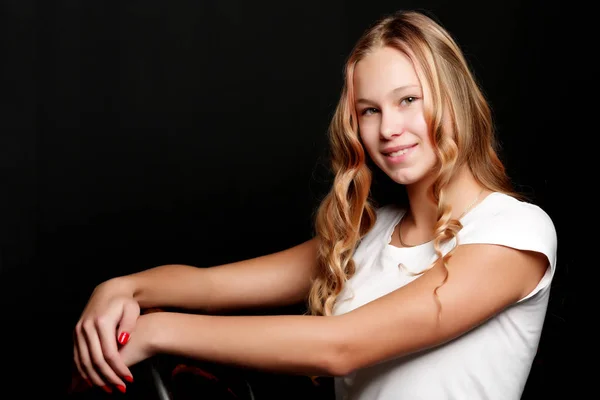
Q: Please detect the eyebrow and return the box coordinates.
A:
[356,84,421,104]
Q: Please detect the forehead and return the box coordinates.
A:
[353,46,421,98]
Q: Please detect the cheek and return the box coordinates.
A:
[407,111,429,137]
[358,127,379,155]
[358,123,373,143]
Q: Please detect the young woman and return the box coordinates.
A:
[72,10,557,400]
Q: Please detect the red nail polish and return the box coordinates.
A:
[116,385,126,393]
[101,386,112,393]
[118,332,130,345]
[124,375,134,383]
[85,378,93,387]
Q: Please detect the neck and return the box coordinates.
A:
[403,164,486,232]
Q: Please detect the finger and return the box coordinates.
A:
[68,372,90,394]
[96,315,134,381]
[83,317,127,391]
[84,319,125,391]
[69,362,94,394]
[117,300,140,345]
[76,321,109,389]
[73,342,95,386]
[73,340,86,380]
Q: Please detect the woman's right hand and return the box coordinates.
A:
[73,278,140,393]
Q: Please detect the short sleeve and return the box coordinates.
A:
[459,198,558,302]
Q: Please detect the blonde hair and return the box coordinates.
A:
[307,10,519,317]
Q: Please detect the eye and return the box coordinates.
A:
[361,107,379,116]
[400,96,418,106]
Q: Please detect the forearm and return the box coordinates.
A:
[150,311,346,376]
[118,264,212,310]
[116,239,318,313]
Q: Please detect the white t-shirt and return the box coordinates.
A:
[332,192,557,400]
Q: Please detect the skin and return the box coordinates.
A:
[355,46,437,188]
[73,45,549,393]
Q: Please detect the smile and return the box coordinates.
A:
[388,148,411,157]
[383,144,418,163]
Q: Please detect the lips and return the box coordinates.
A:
[382,144,417,155]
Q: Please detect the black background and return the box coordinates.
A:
[1,0,580,398]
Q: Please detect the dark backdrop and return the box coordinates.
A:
[1,0,578,398]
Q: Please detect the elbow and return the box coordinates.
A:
[326,359,355,378]
[321,337,359,377]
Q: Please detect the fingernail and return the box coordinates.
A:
[85,378,93,387]
[116,385,126,393]
[124,375,134,383]
[101,386,112,393]
[118,332,130,345]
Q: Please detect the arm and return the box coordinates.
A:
[111,237,319,312]
[75,237,319,390]
[138,244,548,376]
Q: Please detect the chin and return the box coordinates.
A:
[383,167,432,186]
[379,160,437,186]
[392,176,420,185]
[382,171,416,185]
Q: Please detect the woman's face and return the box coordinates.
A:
[353,46,438,186]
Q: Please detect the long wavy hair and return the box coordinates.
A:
[307,10,520,317]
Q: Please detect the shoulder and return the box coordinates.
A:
[374,203,405,220]
[459,192,558,301]
[489,192,554,230]
[357,203,404,245]
[461,193,557,260]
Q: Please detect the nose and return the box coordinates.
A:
[380,111,404,139]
